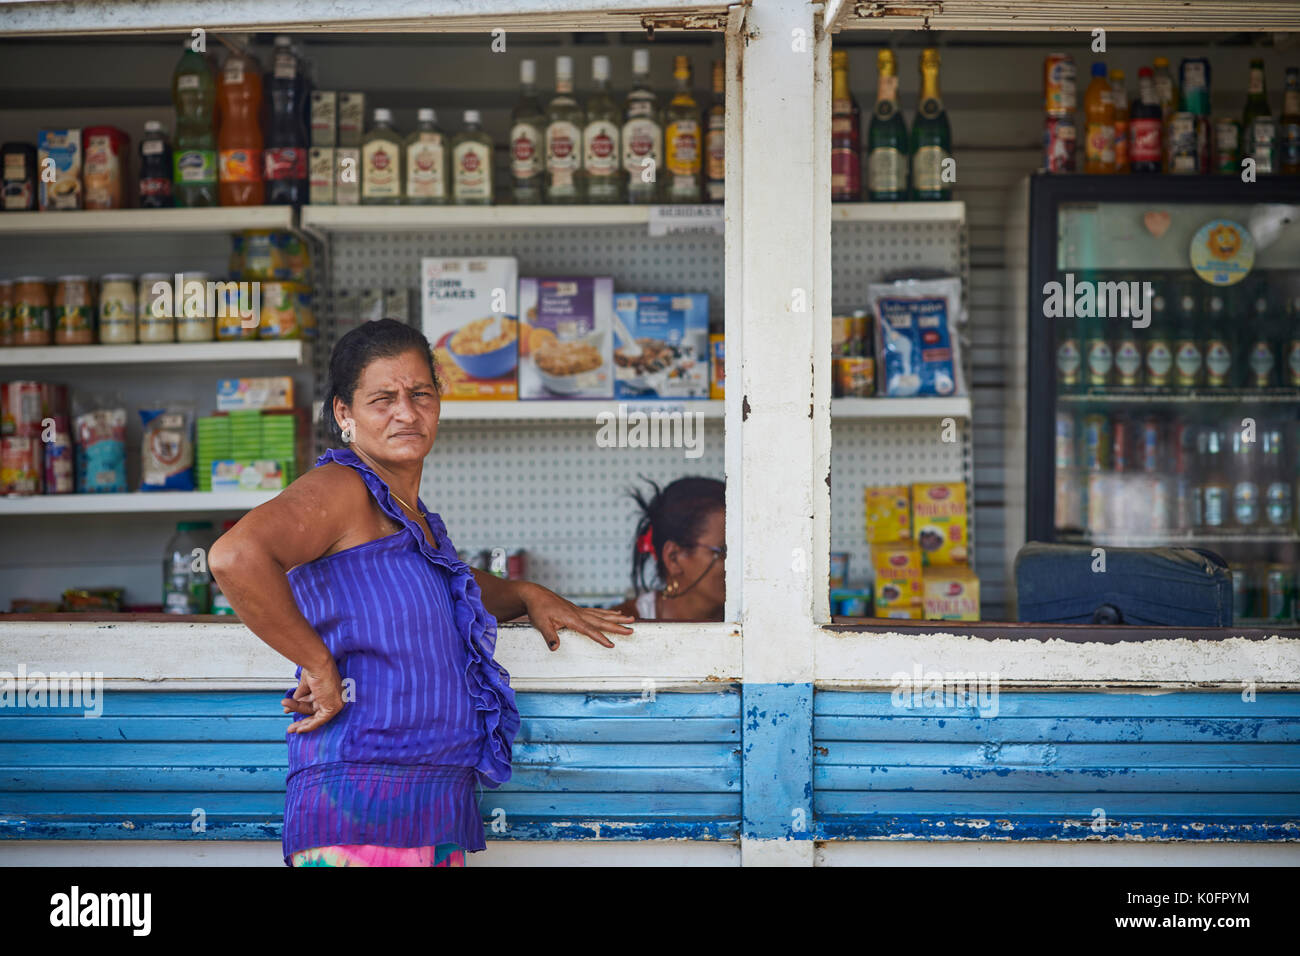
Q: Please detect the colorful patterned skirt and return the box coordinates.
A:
[290,842,466,867]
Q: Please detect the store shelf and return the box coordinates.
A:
[301,205,656,234]
[0,206,294,236]
[832,201,965,224]
[0,491,280,516]
[832,397,971,420]
[1058,388,1300,405]
[0,341,307,368]
[438,399,723,422]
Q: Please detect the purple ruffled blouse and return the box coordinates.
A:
[279,446,519,864]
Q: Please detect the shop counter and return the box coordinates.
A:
[1,616,1298,864]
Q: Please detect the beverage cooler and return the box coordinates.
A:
[1025,174,1300,624]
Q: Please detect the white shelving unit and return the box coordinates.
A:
[0,207,294,236]
[301,205,655,234]
[434,397,969,423]
[0,341,307,368]
[0,491,279,516]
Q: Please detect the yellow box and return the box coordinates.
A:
[911,481,968,566]
[871,544,922,612]
[878,606,922,620]
[865,485,911,544]
[922,568,981,621]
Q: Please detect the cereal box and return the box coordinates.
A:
[217,377,295,412]
[871,544,922,613]
[865,485,911,543]
[911,481,968,566]
[612,293,709,399]
[421,257,518,400]
[519,277,614,399]
[923,568,981,621]
[38,130,82,210]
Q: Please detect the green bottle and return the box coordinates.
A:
[1243,58,1277,175]
[910,48,952,201]
[867,49,909,201]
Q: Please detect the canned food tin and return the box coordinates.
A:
[258,281,301,339]
[0,279,13,347]
[135,273,172,343]
[1168,112,1200,174]
[852,310,871,357]
[1055,411,1076,469]
[216,282,258,340]
[1,381,44,436]
[53,275,94,345]
[1139,418,1161,473]
[41,418,73,493]
[831,315,855,357]
[1043,114,1078,173]
[834,357,875,398]
[0,435,40,495]
[1212,117,1240,174]
[1082,414,1111,471]
[1044,53,1077,116]
[1111,416,1129,473]
[507,549,527,580]
[240,230,276,280]
[175,271,214,342]
[98,274,138,344]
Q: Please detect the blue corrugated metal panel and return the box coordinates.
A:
[0,689,741,841]
[742,682,813,840]
[814,691,1300,841]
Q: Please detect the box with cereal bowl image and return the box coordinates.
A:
[911,481,968,567]
[519,277,614,399]
[420,257,518,400]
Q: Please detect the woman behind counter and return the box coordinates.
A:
[613,476,726,622]
[210,319,633,867]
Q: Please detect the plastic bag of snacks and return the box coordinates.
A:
[73,396,127,493]
[140,403,195,491]
[866,276,966,398]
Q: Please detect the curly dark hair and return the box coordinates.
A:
[321,318,440,445]
[630,475,725,593]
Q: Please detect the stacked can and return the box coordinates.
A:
[1169,58,1212,174]
[0,381,70,495]
[1043,53,1078,173]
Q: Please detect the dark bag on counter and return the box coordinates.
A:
[1014,542,1232,626]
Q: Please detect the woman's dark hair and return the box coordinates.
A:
[630,475,725,592]
[321,318,439,445]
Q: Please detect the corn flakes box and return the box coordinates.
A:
[922,568,980,621]
[912,481,968,566]
[420,257,518,400]
[871,544,922,613]
[865,485,911,543]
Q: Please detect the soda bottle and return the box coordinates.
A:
[1083,62,1116,174]
[1129,67,1162,174]
[1110,68,1130,173]
[138,121,174,208]
[172,44,218,207]
[217,44,265,206]
[264,35,308,205]
[1281,67,1300,175]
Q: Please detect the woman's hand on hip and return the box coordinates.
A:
[520,582,633,650]
[283,658,346,732]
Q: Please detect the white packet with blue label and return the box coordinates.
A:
[867,276,966,398]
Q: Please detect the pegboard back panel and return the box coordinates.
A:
[420,420,724,602]
[830,219,966,309]
[830,419,972,592]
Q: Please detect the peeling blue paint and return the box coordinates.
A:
[742,683,813,841]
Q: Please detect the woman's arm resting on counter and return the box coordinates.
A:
[471,571,634,651]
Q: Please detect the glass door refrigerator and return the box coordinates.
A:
[1026,174,1300,625]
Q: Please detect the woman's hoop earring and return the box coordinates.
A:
[341,419,356,443]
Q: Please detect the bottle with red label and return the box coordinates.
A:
[217,43,265,206]
[510,59,545,204]
[138,121,173,208]
[831,50,861,201]
[1129,66,1163,174]
[264,36,308,206]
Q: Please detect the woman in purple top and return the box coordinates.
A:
[210,319,633,866]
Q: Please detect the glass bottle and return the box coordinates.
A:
[361,108,402,205]
[510,59,546,204]
[705,60,725,203]
[1171,273,1204,392]
[910,48,952,200]
[622,49,662,204]
[405,108,448,205]
[1109,68,1130,173]
[1280,67,1300,175]
[583,55,622,203]
[1243,278,1279,389]
[545,55,584,204]
[664,55,703,203]
[867,49,908,201]
[831,49,861,202]
[1243,58,1277,176]
[1143,275,1174,392]
[1203,286,1234,389]
[452,110,493,205]
[1152,56,1179,172]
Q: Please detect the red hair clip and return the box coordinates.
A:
[636,526,655,554]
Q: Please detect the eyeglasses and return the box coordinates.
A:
[700,544,726,560]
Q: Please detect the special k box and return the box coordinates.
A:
[519,277,614,399]
[421,257,518,400]
[865,485,911,544]
[923,568,981,621]
[911,481,968,566]
[871,545,922,612]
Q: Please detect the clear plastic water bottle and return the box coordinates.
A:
[163,521,213,614]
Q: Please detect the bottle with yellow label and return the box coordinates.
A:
[664,56,702,203]
[705,60,725,203]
